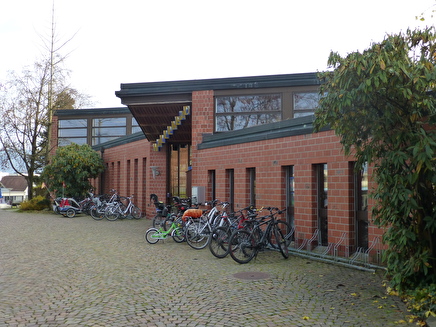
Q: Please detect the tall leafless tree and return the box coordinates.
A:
[0,2,91,199]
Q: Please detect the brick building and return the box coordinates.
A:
[52,72,383,265]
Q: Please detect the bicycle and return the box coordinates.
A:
[185,200,229,250]
[90,190,119,220]
[105,195,142,221]
[228,207,289,264]
[145,216,186,244]
[152,196,193,230]
[208,205,258,259]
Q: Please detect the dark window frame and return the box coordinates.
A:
[57,114,138,146]
[214,86,320,132]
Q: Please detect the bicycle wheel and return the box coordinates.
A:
[228,229,256,264]
[90,205,105,220]
[66,208,76,218]
[105,205,120,221]
[118,204,127,219]
[268,220,291,249]
[171,227,186,243]
[131,205,142,219]
[185,221,211,250]
[274,226,289,259]
[145,228,160,244]
[209,226,231,259]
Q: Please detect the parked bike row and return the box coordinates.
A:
[53,189,142,221]
[145,194,291,264]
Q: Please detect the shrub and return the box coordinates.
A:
[20,196,51,211]
[403,285,436,321]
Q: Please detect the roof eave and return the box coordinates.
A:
[115,72,320,102]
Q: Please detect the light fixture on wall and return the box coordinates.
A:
[151,166,160,179]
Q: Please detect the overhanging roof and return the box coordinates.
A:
[115,72,320,105]
[115,73,320,145]
[129,103,191,143]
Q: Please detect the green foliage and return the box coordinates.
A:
[315,27,436,292]
[404,284,436,320]
[20,195,51,211]
[42,143,104,198]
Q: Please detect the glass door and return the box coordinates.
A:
[169,144,190,199]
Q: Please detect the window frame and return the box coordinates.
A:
[57,114,139,147]
[214,86,320,132]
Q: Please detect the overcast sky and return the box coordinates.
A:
[1,0,435,108]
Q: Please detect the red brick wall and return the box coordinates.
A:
[52,88,385,259]
[190,90,383,255]
[100,138,152,215]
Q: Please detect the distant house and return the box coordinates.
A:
[0,175,28,205]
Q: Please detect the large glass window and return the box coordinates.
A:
[58,119,87,146]
[214,88,321,132]
[58,115,139,147]
[92,117,126,145]
[293,92,320,118]
[215,94,281,131]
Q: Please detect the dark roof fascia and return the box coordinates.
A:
[116,73,320,102]
[197,115,330,150]
[92,132,146,152]
[54,107,130,117]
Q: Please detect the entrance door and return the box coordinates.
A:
[355,163,368,249]
[169,144,191,199]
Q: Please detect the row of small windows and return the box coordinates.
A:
[58,117,141,146]
[215,91,320,132]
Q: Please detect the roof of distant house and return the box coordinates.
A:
[0,175,27,191]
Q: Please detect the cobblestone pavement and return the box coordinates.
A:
[0,209,414,327]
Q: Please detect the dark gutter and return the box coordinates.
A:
[116,73,320,99]
[54,107,129,117]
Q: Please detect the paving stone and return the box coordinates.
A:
[0,209,415,326]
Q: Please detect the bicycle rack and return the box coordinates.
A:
[349,236,381,267]
[289,229,384,271]
[333,232,349,259]
[306,229,319,251]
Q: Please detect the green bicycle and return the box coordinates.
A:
[145,217,186,244]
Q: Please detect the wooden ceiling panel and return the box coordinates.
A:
[129,103,191,143]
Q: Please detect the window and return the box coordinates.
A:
[315,163,328,246]
[92,117,126,145]
[293,92,320,118]
[247,168,256,207]
[58,119,87,146]
[132,118,141,133]
[58,137,88,146]
[58,114,140,147]
[214,87,321,132]
[215,94,281,131]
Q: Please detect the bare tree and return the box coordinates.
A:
[0,2,91,199]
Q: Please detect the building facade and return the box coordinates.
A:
[52,73,383,265]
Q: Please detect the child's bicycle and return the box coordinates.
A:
[145,216,186,244]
